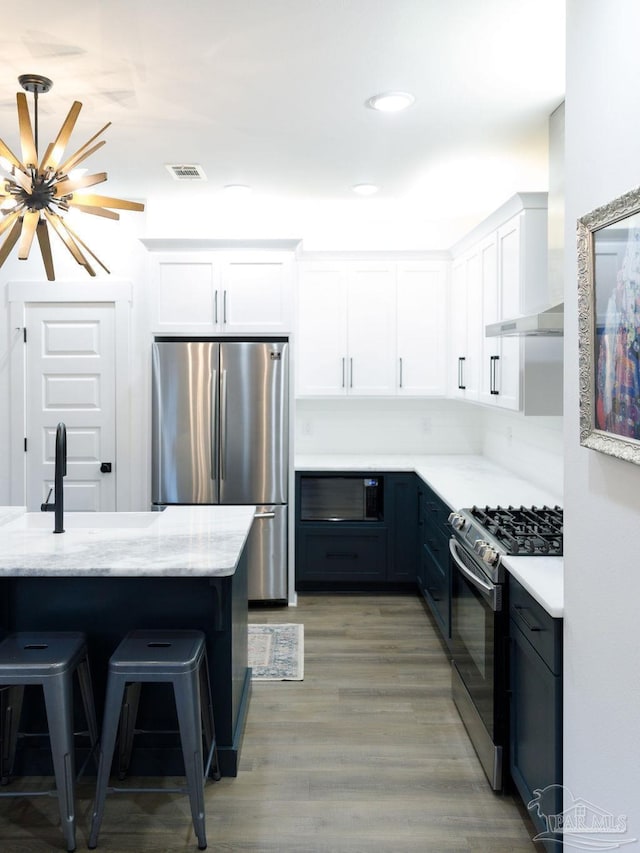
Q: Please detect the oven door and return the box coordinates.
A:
[449,537,507,790]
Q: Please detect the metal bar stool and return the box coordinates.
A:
[88,629,219,851]
[0,631,99,852]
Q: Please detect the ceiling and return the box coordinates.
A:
[0,0,565,243]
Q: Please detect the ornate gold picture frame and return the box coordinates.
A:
[578,186,640,464]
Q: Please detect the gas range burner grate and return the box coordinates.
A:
[470,504,563,556]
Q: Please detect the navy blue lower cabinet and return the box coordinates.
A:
[509,576,563,851]
[417,483,452,644]
[295,470,418,591]
[386,474,418,582]
[296,527,388,586]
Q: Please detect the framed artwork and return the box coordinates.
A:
[578,186,640,464]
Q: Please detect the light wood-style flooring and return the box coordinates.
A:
[0,594,543,852]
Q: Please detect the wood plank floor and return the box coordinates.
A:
[0,594,544,852]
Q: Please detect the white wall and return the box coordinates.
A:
[564,0,640,839]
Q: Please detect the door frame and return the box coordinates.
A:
[8,281,133,509]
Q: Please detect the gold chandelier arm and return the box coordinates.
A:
[54,172,107,197]
[17,210,39,259]
[36,220,55,280]
[68,203,119,220]
[59,217,110,274]
[0,138,23,170]
[0,218,22,269]
[16,93,37,169]
[43,209,95,275]
[6,167,33,195]
[58,140,107,176]
[56,121,110,175]
[40,101,83,172]
[67,193,145,212]
[0,211,20,236]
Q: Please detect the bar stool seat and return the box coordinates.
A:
[0,631,99,852]
[88,629,219,851]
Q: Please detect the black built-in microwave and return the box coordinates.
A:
[299,475,383,521]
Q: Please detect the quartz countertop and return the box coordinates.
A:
[0,505,255,577]
[295,453,564,616]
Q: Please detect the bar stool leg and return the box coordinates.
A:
[198,658,220,781]
[0,686,24,784]
[117,681,141,780]
[88,674,126,850]
[173,669,207,850]
[76,653,99,753]
[42,673,77,853]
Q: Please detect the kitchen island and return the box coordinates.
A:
[0,505,255,777]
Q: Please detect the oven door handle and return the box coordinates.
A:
[449,538,500,611]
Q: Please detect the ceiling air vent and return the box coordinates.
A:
[165,164,207,181]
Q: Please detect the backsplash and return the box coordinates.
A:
[295,398,564,499]
[295,399,482,455]
[481,408,563,498]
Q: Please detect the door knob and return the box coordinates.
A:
[100,462,112,473]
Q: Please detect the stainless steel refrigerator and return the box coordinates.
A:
[151,340,289,601]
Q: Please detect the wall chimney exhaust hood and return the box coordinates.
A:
[485,303,564,337]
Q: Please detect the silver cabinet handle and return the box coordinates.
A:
[254,511,276,519]
[350,357,353,388]
[399,357,403,389]
[223,290,228,324]
[342,357,346,388]
[214,290,218,324]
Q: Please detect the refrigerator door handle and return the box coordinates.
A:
[220,369,227,481]
[254,511,276,519]
[211,368,218,481]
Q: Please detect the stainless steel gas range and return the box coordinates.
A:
[447,504,563,790]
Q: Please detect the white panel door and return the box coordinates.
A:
[25,303,117,512]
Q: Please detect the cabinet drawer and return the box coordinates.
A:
[509,577,562,674]
[298,529,387,581]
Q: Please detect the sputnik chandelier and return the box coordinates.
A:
[0,74,144,280]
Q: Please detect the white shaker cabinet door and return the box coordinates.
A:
[396,262,447,396]
[296,262,348,396]
[152,253,218,333]
[220,255,292,333]
[346,263,397,396]
[492,217,523,410]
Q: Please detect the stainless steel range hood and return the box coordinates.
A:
[485,303,564,337]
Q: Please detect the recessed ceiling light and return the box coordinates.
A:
[365,91,415,113]
[352,183,380,196]
[223,184,252,197]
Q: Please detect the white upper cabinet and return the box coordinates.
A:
[150,251,293,334]
[450,250,481,401]
[396,262,448,396]
[296,259,448,397]
[449,193,560,415]
[296,262,349,396]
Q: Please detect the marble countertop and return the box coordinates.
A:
[295,453,564,616]
[0,505,255,577]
